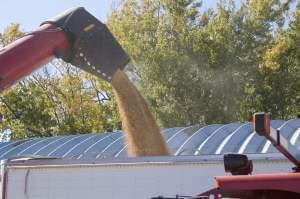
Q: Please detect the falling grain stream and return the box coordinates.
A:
[111,69,170,157]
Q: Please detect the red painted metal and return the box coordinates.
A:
[0,24,69,91]
[215,172,300,193]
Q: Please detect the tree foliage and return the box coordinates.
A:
[0,0,299,139]
[108,0,299,127]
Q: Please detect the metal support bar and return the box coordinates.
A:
[253,112,300,168]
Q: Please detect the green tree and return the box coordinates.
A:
[108,0,295,126]
[1,0,299,139]
[257,6,300,119]
[0,23,24,46]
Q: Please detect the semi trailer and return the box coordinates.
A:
[0,153,294,199]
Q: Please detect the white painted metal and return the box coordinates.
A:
[47,135,85,156]
[194,125,226,155]
[33,137,66,155]
[215,123,250,154]
[95,135,124,159]
[260,119,295,153]
[4,155,293,199]
[76,133,118,159]
[0,139,38,159]
[115,144,127,157]
[0,142,18,151]
[261,141,271,153]
[62,134,98,158]
[166,127,190,143]
[17,137,54,155]
[290,128,300,145]
[174,127,205,156]
[238,132,255,154]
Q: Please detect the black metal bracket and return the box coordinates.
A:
[223,153,253,175]
[43,7,130,81]
[293,167,300,172]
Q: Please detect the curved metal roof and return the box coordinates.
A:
[0,119,299,160]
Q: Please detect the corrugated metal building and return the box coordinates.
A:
[0,119,299,160]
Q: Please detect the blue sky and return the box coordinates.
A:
[0,0,220,32]
[0,0,116,32]
[1,0,297,33]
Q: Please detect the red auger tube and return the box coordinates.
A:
[0,24,69,91]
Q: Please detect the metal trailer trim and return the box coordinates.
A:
[0,160,8,199]
[4,153,289,168]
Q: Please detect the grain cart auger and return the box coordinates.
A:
[0,7,169,157]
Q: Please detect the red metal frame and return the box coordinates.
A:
[215,172,300,193]
[199,173,300,198]
[0,24,69,91]
[253,113,300,167]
